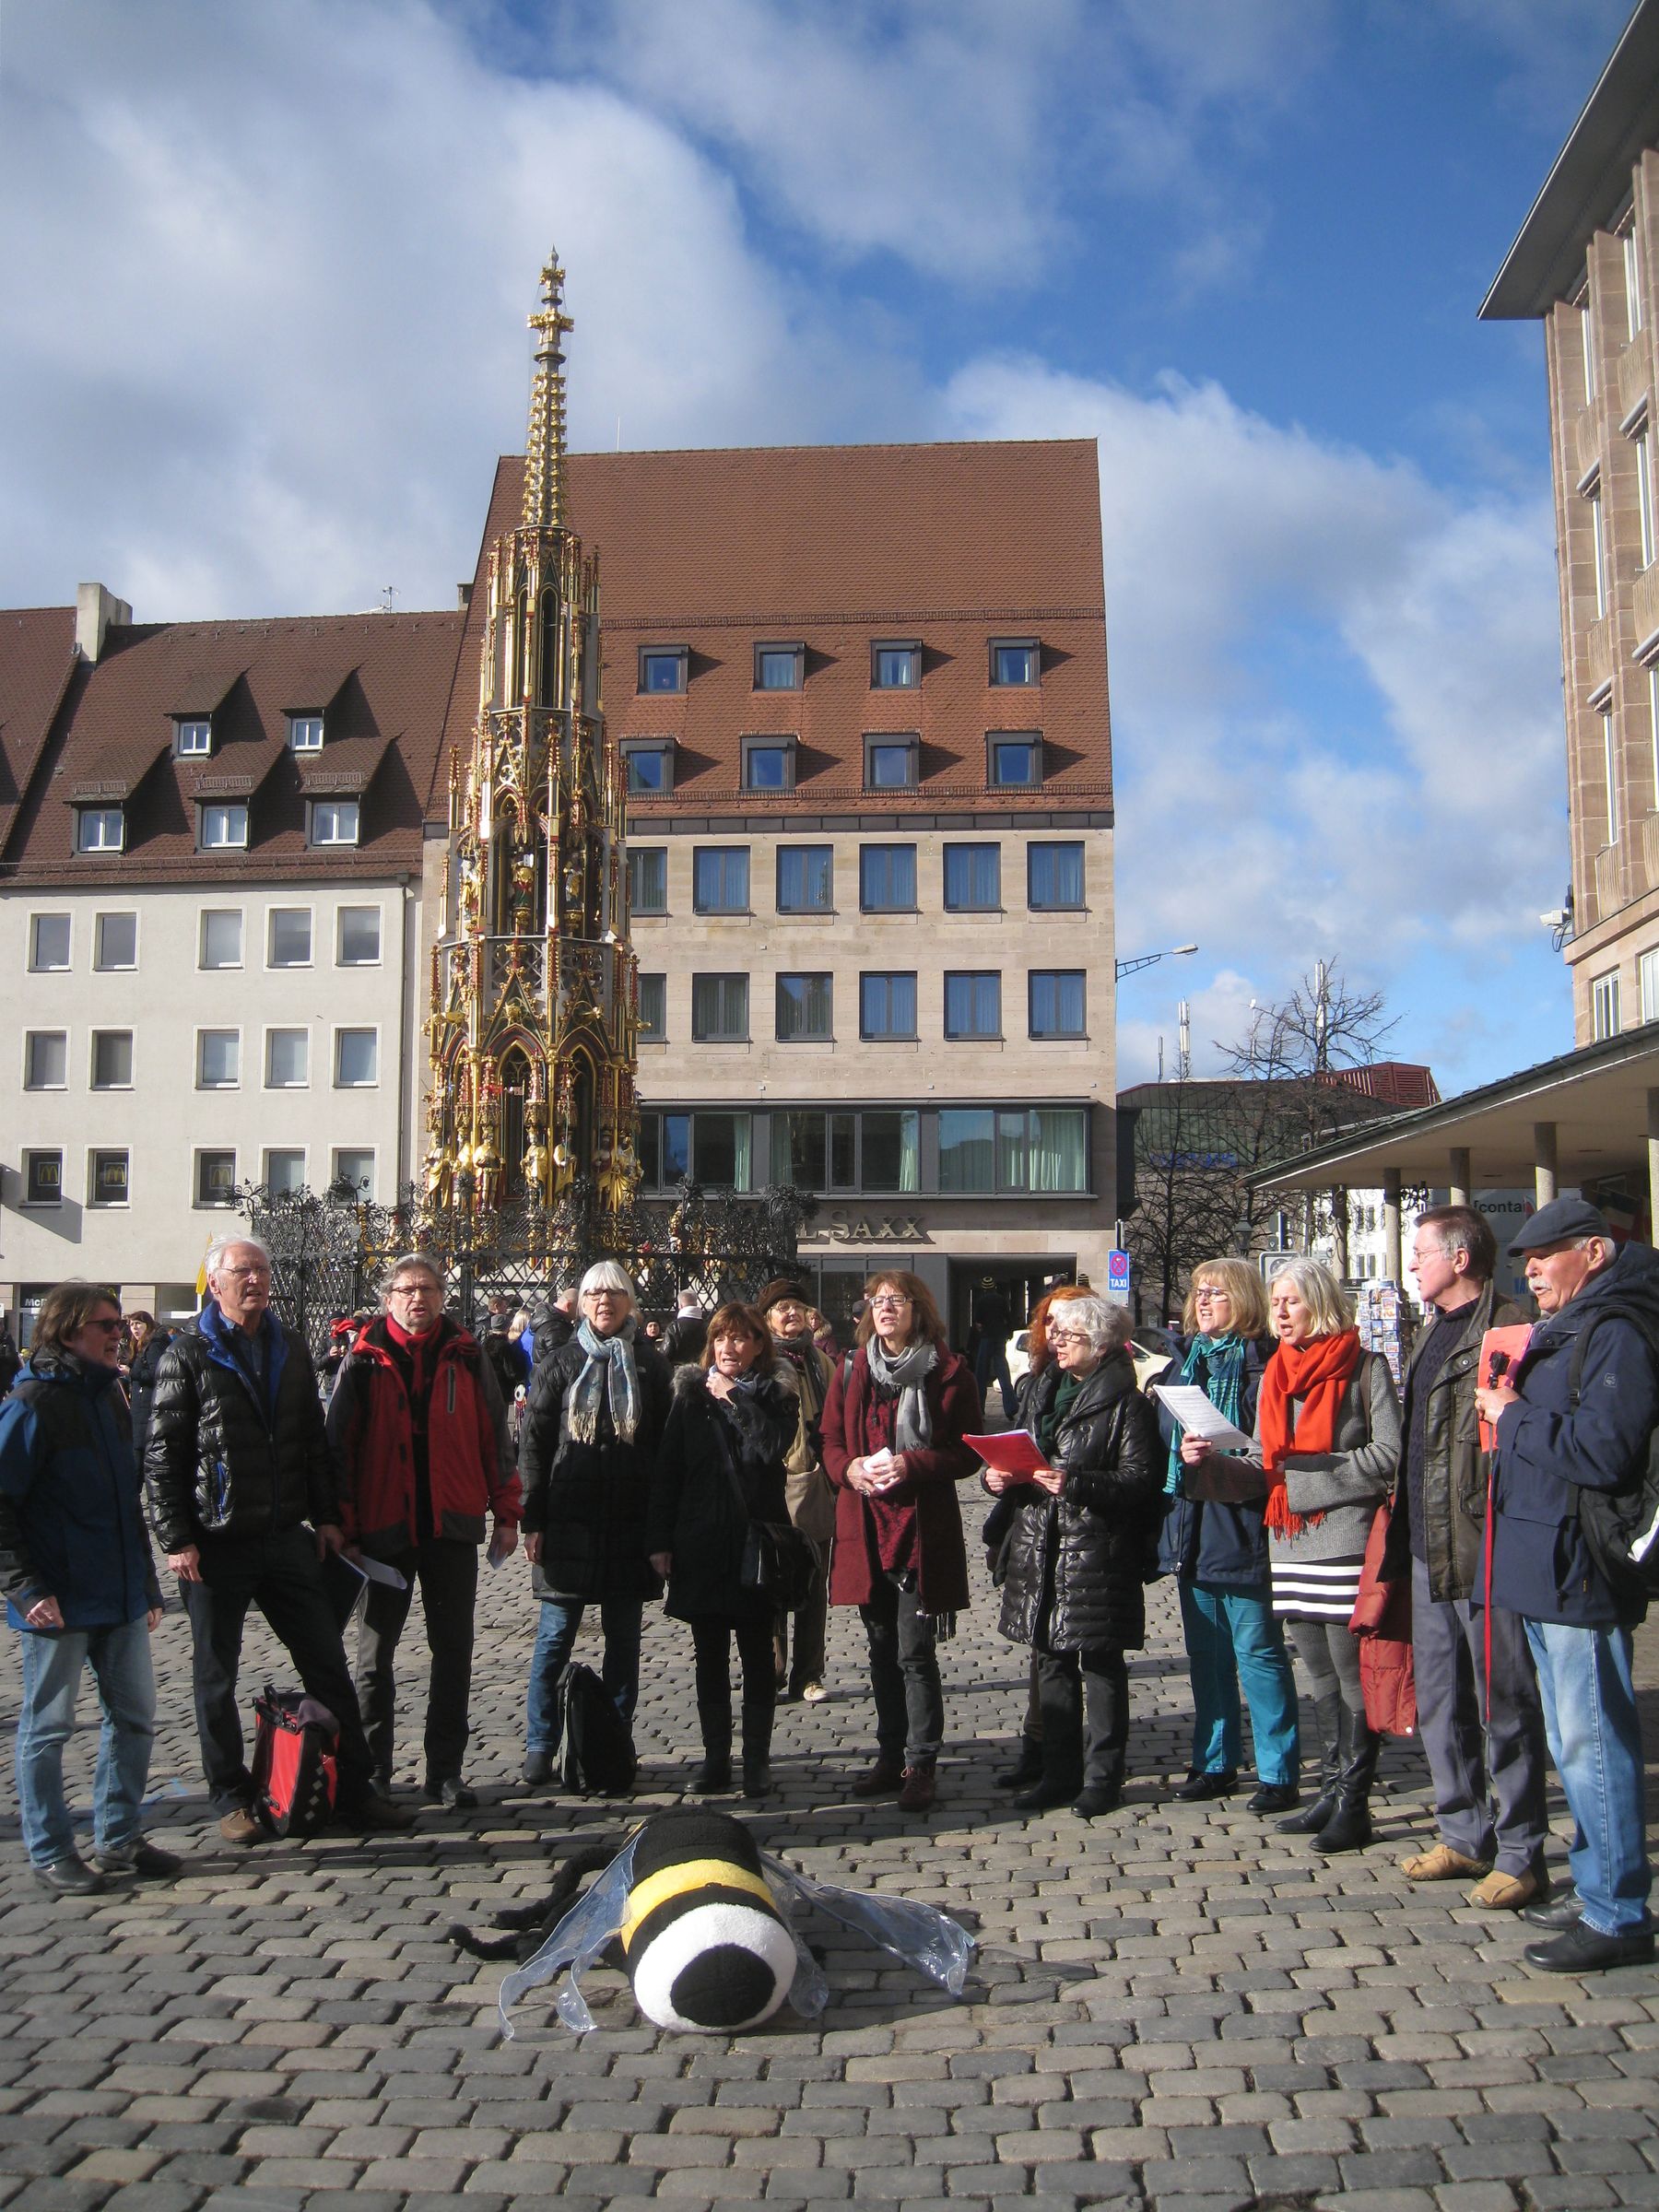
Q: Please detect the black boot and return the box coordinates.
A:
[741,1701,774,1800]
[1278,1692,1342,1835]
[692,1696,733,1794]
[1311,1714,1380,1855]
[996,1735,1045,1789]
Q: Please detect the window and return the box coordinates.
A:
[1030,970,1087,1037]
[76,806,124,853]
[939,1109,996,1193]
[872,642,920,689]
[337,907,382,965]
[268,909,312,967]
[1593,969,1622,1041]
[91,1031,133,1089]
[1605,708,1620,844]
[265,1029,310,1088]
[692,847,749,913]
[690,974,748,1041]
[1582,284,1595,403]
[992,640,1039,686]
[24,1033,66,1089]
[335,1029,378,1087]
[1028,841,1084,909]
[943,844,1000,911]
[1590,478,1608,619]
[89,1150,129,1207]
[639,1111,690,1189]
[859,844,916,912]
[865,735,918,790]
[25,1151,64,1206]
[288,713,324,753]
[94,912,136,970]
[692,1112,753,1190]
[936,1107,1088,1194]
[742,738,795,792]
[944,972,1001,1040]
[863,1110,920,1193]
[639,647,687,694]
[628,848,667,915]
[1637,424,1655,570]
[639,974,666,1041]
[772,1109,857,1192]
[29,915,70,971]
[175,717,213,758]
[860,971,917,1040]
[1641,947,1659,1024]
[309,799,359,847]
[754,642,803,690]
[1625,220,1644,337]
[197,1030,240,1088]
[265,1149,306,1195]
[200,802,248,850]
[621,740,673,794]
[196,1150,237,1206]
[200,909,242,969]
[776,974,832,1041]
[334,1149,374,1197]
[777,845,832,912]
[989,735,1041,787]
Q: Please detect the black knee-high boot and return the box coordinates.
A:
[1311,1711,1380,1854]
[741,1691,775,1799]
[691,1694,733,1793]
[1278,1690,1343,1835]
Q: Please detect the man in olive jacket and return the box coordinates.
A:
[1382,1206,1547,1911]
[146,1236,414,1844]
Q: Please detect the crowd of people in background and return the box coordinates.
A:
[1,1196,1654,1975]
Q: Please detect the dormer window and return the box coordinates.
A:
[991,639,1040,687]
[76,806,124,853]
[621,739,675,795]
[288,713,324,753]
[175,717,214,759]
[199,802,248,851]
[754,642,804,691]
[639,646,688,694]
[309,798,359,848]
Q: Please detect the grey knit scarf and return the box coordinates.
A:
[566,1314,642,1444]
[864,1337,937,1454]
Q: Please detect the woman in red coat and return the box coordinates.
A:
[820,1270,981,1813]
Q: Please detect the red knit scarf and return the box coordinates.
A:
[1257,1327,1360,1538]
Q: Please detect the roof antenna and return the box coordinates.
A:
[381,585,396,613]
[616,417,622,451]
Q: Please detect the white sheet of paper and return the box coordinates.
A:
[342,1553,407,1591]
[1152,1384,1253,1453]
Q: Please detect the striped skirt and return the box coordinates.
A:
[1270,1551,1364,1622]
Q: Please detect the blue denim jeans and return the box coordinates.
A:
[1524,1617,1652,1936]
[1179,1579,1300,1786]
[13,1618,156,1867]
[525,1596,642,1749]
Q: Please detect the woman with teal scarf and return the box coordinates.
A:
[1155,1258,1300,1813]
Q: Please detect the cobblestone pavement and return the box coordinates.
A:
[3,1516,1659,2212]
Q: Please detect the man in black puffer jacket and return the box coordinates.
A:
[146,1235,415,1846]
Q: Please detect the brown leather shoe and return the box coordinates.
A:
[851,1757,904,1798]
[1400,1841,1490,1881]
[897,1763,937,1813]
[218,1807,263,1847]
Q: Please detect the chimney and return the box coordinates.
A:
[76,582,132,664]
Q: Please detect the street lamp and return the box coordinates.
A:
[1115,943,1198,980]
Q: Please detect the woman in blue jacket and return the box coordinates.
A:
[0,1281,174,1896]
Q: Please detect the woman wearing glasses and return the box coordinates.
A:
[820,1270,980,1813]
[1157,1259,1300,1814]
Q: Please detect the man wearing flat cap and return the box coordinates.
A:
[1476,1195,1659,1971]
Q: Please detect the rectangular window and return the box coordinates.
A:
[1605,709,1620,843]
[692,847,749,912]
[621,740,674,794]
[754,643,803,690]
[337,906,382,965]
[1030,970,1087,1037]
[94,912,137,970]
[199,802,248,850]
[175,717,213,758]
[265,1028,310,1088]
[24,1032,66,1089]
[25,1151,64,1206]
[1583,289,1595,404]
[91,1031,133,1089]
[650,1112,692,1188]
[197,1030,240,1088]
[1593,969,1622,1041]
[860,971,917,1040]
[859,844,916,912]
[638,973,666,1041]
[989,735,1041,787]
[196,1149,237,1206]
[628,847,667,914]
[1626,222,1644,336]
[692,1112,753,1191]
[991,640,1039,686]
[865,735,918,790]
[872,643,920,689]
[943,844,1000,911]
[335,1029,378,1087]
[944,971,1001,1039]
[265,1149,306,1195]
[89,1149,129,1207]
[268,908,312,966]
[1002,1107,1088,1193]
[939,1109,996,1193]
[334,1149,374,1197]
[29,915,70,971]
[863,1109,920,1193]
[76,806,124,853]
[777,845,832,912]
[776,973,832,1041]
[690,974,748,1041]
[200,908,242,968]
[772,1109,856,1192]
[742,738,795,791]
[1638,426,1655,570]
[639,647,688,694]
[310,799,359,847]
[1641,947,1659,1024]
[1591,481,1608,618]
[1028,841,1084,909]
[288,713,324,753]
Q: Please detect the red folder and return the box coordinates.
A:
[966,1430,1046,1477]
[1477,1324,1533,1454]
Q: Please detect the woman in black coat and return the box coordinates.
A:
[121,1315,171,1471]
[987,1293,1160,1819]
[649,1303,795,1798]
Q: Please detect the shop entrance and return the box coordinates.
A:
[947,1259,1079,1359]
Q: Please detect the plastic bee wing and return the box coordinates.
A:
[761,1854,974,1996]
[497,1834,638,2039]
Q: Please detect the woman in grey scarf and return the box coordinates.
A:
[820,1271,981,1813]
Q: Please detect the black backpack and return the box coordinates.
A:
[1562,1308,1659,1619]
[555,1660,637,1794]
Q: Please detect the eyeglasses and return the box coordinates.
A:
[390,1282,438,1297]
[221,1265,270,1280]
[1048,1328,1093,1345]
[870,1295,912,1310]
[86,1317,125,1335]
[1193,1288,1230,1303]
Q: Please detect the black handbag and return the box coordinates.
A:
[740,1518,818,1612]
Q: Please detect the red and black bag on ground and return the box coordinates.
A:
[251,1687,340,1836]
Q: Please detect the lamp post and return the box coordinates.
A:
[1115,943,1199,980]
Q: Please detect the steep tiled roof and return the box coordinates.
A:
[0,606,77,852]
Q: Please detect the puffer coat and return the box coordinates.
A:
[647,1365,796,1621]
[997,1351,1161,1655]
[519,1330,674,1603]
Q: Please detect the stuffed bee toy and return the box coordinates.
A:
[450,1806,971,2038]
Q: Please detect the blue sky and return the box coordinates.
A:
[0,0,1638,1093]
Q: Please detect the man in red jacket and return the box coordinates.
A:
[326,1254,519,1807]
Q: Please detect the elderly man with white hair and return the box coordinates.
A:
[145,1235,414,1843]
[518,1261,674,1783]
